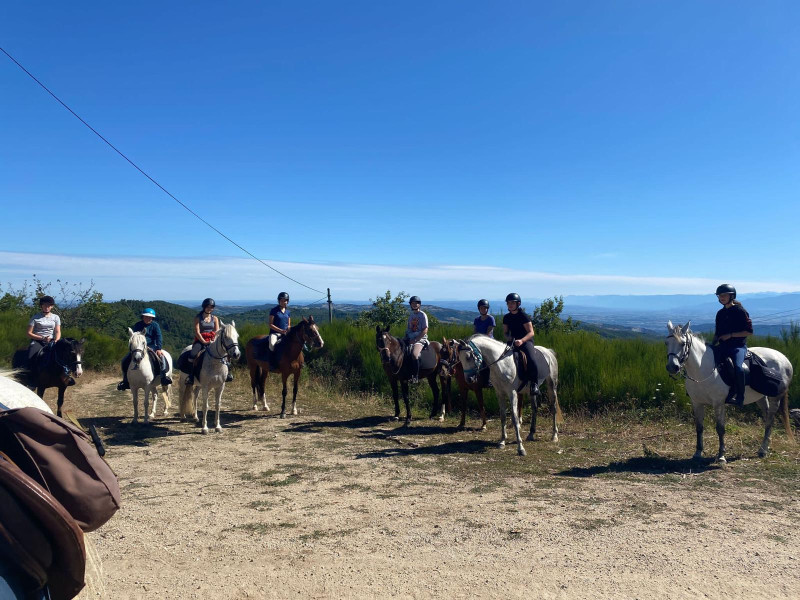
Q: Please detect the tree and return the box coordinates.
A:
[356,290,409,328]
[532,296,580,333]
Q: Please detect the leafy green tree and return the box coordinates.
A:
[532,295,580,333]
[356,290,409,328]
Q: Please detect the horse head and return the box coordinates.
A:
[218,320,241,361]
[665,320,692,375]
[375,325,399,366]
[455,339,481,385]
[53,337,85,385]
[298,317,324,349]
[127,328,148,365]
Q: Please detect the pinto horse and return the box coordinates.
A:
[375,326,450,426]
[12,338,85,417]
[245,317,324,418]
[440,338,489,430]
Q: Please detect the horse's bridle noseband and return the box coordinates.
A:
[207,328,240,360]
[667,333,692,369]
[53,341,82,375]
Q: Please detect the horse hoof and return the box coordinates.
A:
[518,447,527,457]
[280,413,286,419]
[392,416,400,422]
[692,453,702,461]
[215,427,223,433]
[717,455,727,464]
[497,442,505,449]
[264,405,270,412]
[437,415,444,422]
[758,448,767,458]
[252,405,258,411]
[551,435,559,443]
[404,420,412,427]
[481,425,487,431]
[202,428,209,435]
[526,433,535,442]
[292,409,298,416]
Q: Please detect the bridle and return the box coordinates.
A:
[667,331,717,384]
[207,326,240,360]
[377,332,404,376]
[456,339,514,382]
[52,340,82,375]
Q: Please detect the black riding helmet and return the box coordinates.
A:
[202,298,216,309]
[409,296,421,305]
[477,299,490,309]
[278,292,290,302]
[39,295,55,306]
[505,293,521,304]
[715,284,736,300]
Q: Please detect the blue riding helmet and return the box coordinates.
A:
[142,308,156,318]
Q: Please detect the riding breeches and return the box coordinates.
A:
[269,333,283,351]
[519,340,539,383]
[190,342,205,359]
[28,341,45,361]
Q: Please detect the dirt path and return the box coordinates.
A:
[47,375,800,599]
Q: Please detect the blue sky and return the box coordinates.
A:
[1,2,799,302]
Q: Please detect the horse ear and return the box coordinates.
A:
[231,320,236,328]
[376,325,381,334]
[682,321,691,334]
[667,320,674,332]
[128,327,134,336]
[442,336,448,346]
[79,337,86,345]
[302,317,308,323]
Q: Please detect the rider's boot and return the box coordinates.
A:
[733,369,746,407]
[117,359,130,390]
[411,357,420,384]
[224,358,234,382]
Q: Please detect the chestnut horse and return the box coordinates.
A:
[245,317,324,418]
[11,338,85,417]
[440,338,489,430]
[375,326,450,426]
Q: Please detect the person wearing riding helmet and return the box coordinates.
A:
[405,296,429,383]
[474,299,495,337]
[117,308,171,390]
[187,298,232,384]
[502,293,539,395]
[26,296,61,364]
[269,292,291,352]
[712,284,753,407]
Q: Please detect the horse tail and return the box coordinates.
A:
[253,363,264,397]
[554,394,564,425]
[781,391,794,443]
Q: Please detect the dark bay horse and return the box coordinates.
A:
[245,317,324,418]
[376,326,450,426]
[12,338,85,417]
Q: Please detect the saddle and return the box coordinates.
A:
[0,453,86,600]
[178,349,206,377]
[146,349,162,378]
[716,350,786,398]
[403,341,437,371]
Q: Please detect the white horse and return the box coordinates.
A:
[0,370,53,413]
[665,321,794,462]
[125,328,173,424]
[178,321,241,434]
[455,335,563,456]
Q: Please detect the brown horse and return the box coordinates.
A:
[440,338,489,431]
[11,338,85,417]
[375,326,450,426]
[245,317,324,418]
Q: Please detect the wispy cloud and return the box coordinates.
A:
[2,251,799,302]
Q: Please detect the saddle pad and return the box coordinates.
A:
[419,344,439,371]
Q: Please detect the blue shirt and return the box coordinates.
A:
[474,315,496,335]
[133,320,162,351]
[270,306,290,332]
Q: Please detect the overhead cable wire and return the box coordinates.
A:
[0,45,325,295]
[750,306,800,322]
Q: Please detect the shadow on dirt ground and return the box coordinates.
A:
[556,455,729,478]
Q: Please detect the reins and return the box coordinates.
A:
[206,327,239,361]
[459,338,514,378]
[668,332,719,384]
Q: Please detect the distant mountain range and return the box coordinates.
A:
[171,292,800,339]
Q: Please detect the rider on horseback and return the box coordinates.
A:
[117,308,172,390]
[268,292,291,356]
[502,293,539,396]
[186,298,233,384]
[405,296,429,383]
[474,299,495,337]
[26,296,61,367]
[712,284,753,407]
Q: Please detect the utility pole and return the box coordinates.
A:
[327,288,333,323]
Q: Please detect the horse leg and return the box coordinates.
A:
[713,403,727,464]
[391,379,400,421]
[510,390,526,456]
[214,385,224,433]
[132,388,140,424]
[758,396,776,458]
[692,403,705,460]
[191,387,200,424]
[458,387,468,431]
[260,367,269,412]
[162,382,172,416]
[401,380,411,426]
[149,384,158,420]
[477,388,487,430]
[201,386,211,434]
[527,387,539,442]
[57,386,66,418]
[143,383,151,425]
[280,373,289,418]
[549,380,560,442]
[291,370,300,415]
[428,375,441,421]
[497,392,507,449]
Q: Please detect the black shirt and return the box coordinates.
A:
[503,310,532,339]
[715,304,752,348]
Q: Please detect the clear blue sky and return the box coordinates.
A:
[1,1,799,302]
